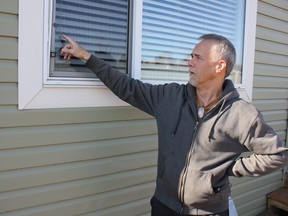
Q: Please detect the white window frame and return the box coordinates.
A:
[18,0,257,110]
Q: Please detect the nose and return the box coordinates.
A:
[188,58,194,67]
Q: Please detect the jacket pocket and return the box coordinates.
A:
[183,170,230,205]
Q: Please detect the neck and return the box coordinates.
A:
[196,88,223,108]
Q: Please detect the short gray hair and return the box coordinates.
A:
[199,34,236,77]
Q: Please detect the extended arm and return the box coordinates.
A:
[61,35,167,116]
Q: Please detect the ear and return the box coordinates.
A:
[216,60,226,74]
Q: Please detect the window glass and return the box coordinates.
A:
[141,0,245,84]
[50,0,245,84]
[50,0,129,78]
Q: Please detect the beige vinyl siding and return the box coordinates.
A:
[0,0,17,107]
[0,0,287,216]
[230,0,288,215]
[0,110,157,214]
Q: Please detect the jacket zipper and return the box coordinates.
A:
[178,98,227,213]
[179,120,200,213]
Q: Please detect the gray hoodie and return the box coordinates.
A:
[86,55,288,215]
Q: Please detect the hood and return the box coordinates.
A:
[208,79,241,141]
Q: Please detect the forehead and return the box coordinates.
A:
[193,40,216,54]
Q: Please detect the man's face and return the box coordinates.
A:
[188,40,219,87]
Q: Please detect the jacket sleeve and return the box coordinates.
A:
[85,55,165,116]
[228,113,288,177]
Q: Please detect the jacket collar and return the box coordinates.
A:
[185,79,239,117]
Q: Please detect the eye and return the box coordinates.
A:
[191,53,197,59]
[191,53,203,60]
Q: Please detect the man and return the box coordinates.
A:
[61,34,288,216]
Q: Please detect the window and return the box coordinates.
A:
[50,0,129,79]
[19,0,257,109]
[140,1,245,84]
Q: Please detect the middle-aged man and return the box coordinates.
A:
[61,34,288,216]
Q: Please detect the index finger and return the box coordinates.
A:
[62,34,76,45]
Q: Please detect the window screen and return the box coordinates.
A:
[141,0,245,84]
[50,0,130,79]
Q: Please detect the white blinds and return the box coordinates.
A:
[141,0,245,83]
[50,0,245,84]
[50,0,129,78]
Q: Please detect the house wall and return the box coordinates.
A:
[0,1,157,215]
[0,0,287,215]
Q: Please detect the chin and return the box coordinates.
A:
[188,79,197,87]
